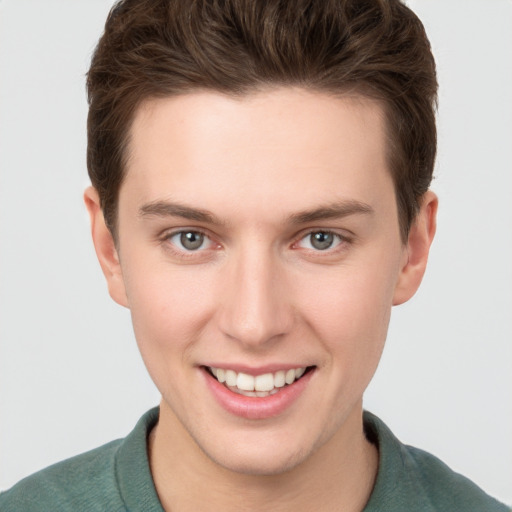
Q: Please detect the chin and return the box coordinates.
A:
[208,445,309,476]
[191,425,324,477]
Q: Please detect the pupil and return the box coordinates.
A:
[181,231,204,250]
[311,232,333,250]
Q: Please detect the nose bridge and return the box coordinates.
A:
[218,242,292,347]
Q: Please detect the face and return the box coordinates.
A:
[87,88,435,476]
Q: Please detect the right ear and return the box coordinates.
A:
[84,186,128,308]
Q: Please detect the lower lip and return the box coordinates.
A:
[202,367,315,420]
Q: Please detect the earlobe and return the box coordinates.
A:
[84,186,129,308]
[393,190,438,306]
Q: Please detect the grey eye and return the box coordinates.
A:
[179,231,205,250]
[309,232,334,250]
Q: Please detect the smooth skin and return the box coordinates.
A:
[85,88,437,512]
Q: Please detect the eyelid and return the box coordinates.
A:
[160,227,221,255]
[160,226,211,240]
[173,231,212,250]
[293,228,353,251]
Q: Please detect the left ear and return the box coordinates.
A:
[393,190,438,306]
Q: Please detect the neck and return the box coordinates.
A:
[149,400,378,512]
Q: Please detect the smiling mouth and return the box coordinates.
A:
[206,366,314,397]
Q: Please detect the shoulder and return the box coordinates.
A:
[403,444,509,511]
[0,407,161,512]
[0,440,125,512]
[363,411,510,512]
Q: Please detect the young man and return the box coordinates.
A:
[0,1,509,510]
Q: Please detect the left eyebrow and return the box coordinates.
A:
[288,200,374,224]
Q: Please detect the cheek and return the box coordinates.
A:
[289,259,399,440]
[124,269,219,406]
[298,260,398,368]
[121,260,217,366]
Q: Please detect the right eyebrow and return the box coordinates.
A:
[138,200,224,225]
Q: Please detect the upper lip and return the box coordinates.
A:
[202,363,314,376]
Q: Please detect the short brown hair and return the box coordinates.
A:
[87,0,437,241]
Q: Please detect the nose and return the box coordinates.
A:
[217,247,293,349]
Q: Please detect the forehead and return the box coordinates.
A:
[122,88,393,222]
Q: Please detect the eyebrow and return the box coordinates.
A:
[288,200,374,224]
[139,201,223,225]
[138,199,374,225]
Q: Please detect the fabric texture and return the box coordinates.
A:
[0,407,508,511]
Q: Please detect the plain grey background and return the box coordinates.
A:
[1,0,511,503]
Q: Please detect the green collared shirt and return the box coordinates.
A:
[0,408,508,511]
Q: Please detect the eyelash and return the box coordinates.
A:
[161,229,219,259]
[160,228,352,258]
[293,230,351,253]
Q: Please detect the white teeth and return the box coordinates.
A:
[285,369,296,385]
[225,369,237,387]
[209,366,309,394]
[255,373,274,392]
[295,367,305,379]
[274,370,285,388]
[237,372,255,391]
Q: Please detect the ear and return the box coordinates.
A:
[393,190,438,306]
[84,186,129,308]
